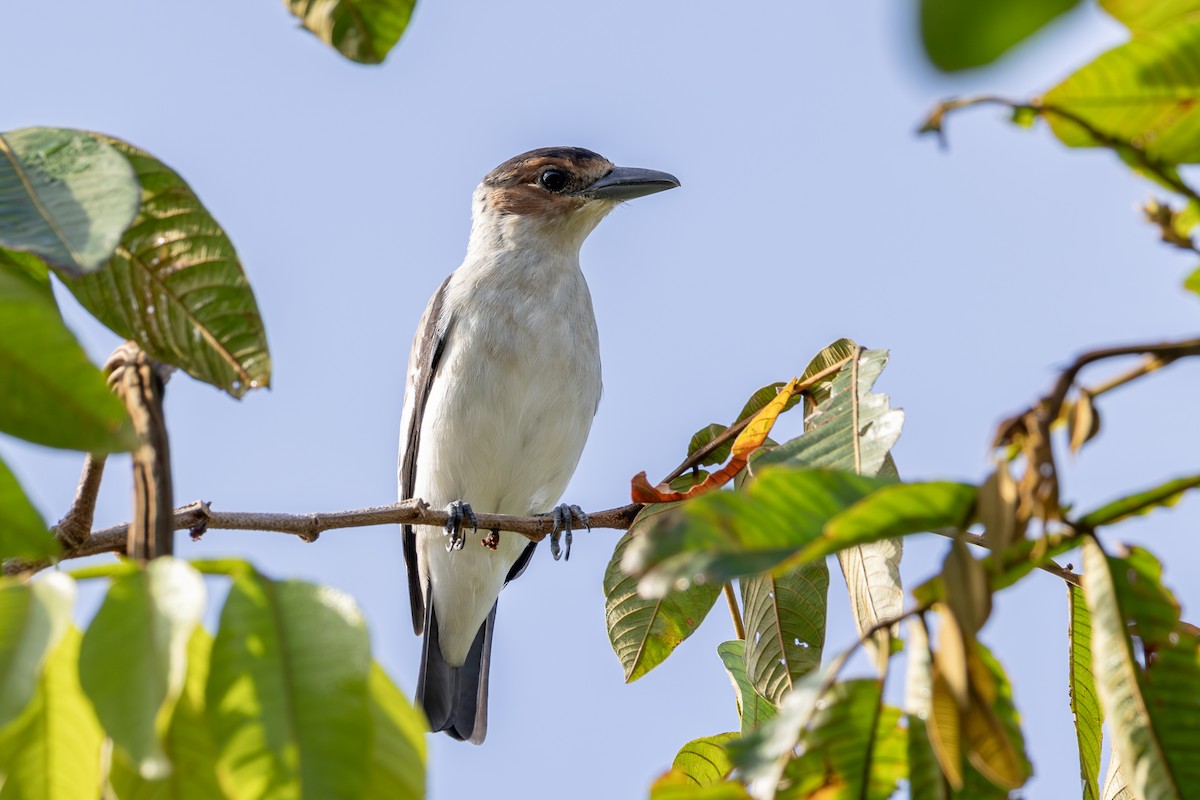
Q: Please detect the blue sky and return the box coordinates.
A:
[5,1,1199,797]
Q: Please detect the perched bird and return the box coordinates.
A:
[398,147,679,743]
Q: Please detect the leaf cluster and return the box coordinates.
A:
[605,323,1200,799]
[0,558,425,799]
[0,127,273,564]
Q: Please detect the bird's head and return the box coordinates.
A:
[468,147,679,255]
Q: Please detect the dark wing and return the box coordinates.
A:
[400,274,453,635]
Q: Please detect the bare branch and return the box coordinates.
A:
[995,337,1200,449]
[4,499,646,574]
[949,528,1081,588]
[921,95,1200,205]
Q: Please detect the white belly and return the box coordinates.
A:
[413,262,601,664]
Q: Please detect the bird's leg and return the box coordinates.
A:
[444,500,477,552]
[548,504,589,562]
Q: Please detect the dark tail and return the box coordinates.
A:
[416,601,495,745]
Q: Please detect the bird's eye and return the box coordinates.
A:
[539,169,569,193]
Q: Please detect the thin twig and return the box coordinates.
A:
[949,528,1081,588]
[1085,353,1173,400]
[723,583,745,640]
[659,355,855,485]
[923,95,1200,205]
[994,337,1200,448]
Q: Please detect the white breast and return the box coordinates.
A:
[411,245,602,664]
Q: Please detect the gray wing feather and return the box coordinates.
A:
[400,274,453,635]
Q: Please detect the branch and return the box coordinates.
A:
[659,354,855,484]
[950,528,1082,588]
[921,95,1200,205]
[52,454,107,550]
[4,500,645,574]
[106,341,175,560]
[10,355,862,577]
[994,337,1200,448]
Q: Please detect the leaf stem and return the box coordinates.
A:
[659,355,855,485]
[723,582,745,640]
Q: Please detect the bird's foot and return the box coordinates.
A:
[444,501,477,552]
[548,504,588,562]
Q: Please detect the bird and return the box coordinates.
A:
[398,146,679,743]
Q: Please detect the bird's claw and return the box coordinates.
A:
[444,500,477,552]
[549,504,588,562]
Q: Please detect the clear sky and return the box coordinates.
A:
[5,2,1199,798]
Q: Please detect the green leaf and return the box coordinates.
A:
[0,627,103,800]
[717,640,776,734]
[1076,474,1200,528]
[823,482,977,553]
[287,0,416,64]
[0,574,74,729]
[0,250,134,452]
[364,663,426,800]
[79,558,206,778]
[777,682,906,800]
[734,383,801,428]
[763,346,905,675]
[1012,105,1040,128]
[623,469,892,598]
[0,127,139,275]
[0,456,57,560]
[187,558,255,577]
[62,136,270,398]
[207,573,371,800]
[1185,265,1200,295]
[649,777,752,800]
[920,0,1080,71]
[799,338,859,411]
[1101,0,1200,35]
[688,423,731,468]
[729,664,832,790]
[1070,585,1103,800]
[604,505,721,682]
[670,732,738,786]
[740,561,828,705]
[1043,20,1200,164]
[1081,540,1199,800]
[108,627,225,800]
[753,348,903,476]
